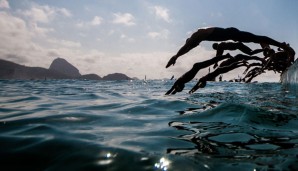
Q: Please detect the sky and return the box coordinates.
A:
[0,0,297,81]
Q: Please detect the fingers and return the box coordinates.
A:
[165,62,173,68]
[165,87,175,95]
[189,81,206,94]
[165,87,177,95]
[189,85,198,94]
[165,81,185,95]
[165,60,175,68]
[165,56,177,68]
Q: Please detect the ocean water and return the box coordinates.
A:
[0,80,298,171]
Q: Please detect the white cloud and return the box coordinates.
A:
[0,12,31,45]
[120,34,127,39]
[148,32,159,39]
[23,6,52,23]
[48,39,82,48]
[153,6,171,23]
[0,0,9,9]
[29,22,54,37]
[148,29,170,39]
[76,21,84,28]
[0,10,109,76]
[91,16,103,26]
[120,34,135,43]
[21,5,72,23]
[76,16,103,28]
[0,11,48,65]
[112,13,135,26]
[0,11,82,69]
[57,8,72,17]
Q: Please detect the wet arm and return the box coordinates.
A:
[165,63,205,95]
[165,45,193,68]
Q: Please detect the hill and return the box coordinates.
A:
[0,58,132,80]
[103,73,132,80]
[49,58,81,78]
[79,74,102,80]
[0,59,69,79]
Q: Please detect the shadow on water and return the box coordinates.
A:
[167,82,298,170]
[167,100,298,170]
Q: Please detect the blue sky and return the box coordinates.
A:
[0,0,297,81]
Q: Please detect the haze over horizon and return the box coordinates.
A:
[0,0,297,81]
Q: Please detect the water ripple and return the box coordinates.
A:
[0,80,298,170]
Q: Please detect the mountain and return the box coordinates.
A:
[0,59,69,80]
[103,73,132,80]
[0,58,133,80]
[49,58,81,78]
[79,74,102,80]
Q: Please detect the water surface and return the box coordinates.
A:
[0,80,297,170]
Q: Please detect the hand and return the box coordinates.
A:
[189,85,199,94]
[165,79,185,95]
[281,42,295,57]
[166,56,177,68]
[189,81,206,94]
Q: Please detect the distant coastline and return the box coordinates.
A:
[0,58,134,81]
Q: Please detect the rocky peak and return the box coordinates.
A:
[49,57,81,78]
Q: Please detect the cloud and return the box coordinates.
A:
[57,8,72,17]
[0,0,9,9]
[0,10,85,70]
[5,54,28,63]
[21,4,72,23]
[22,6,52,23]
[91,16,103,26]
[0,11,30,47]
[0,11,48,66]
[47,50,60,57]
[120,34,135,43]
[112,13,135,26]
[148,29,170,39]
[47,39,82,48]
[148,32,159,39]
[153,6,171,23]
[76,16,103,28]
[29,22,54,37]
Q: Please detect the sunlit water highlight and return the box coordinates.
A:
[0,80,297,170]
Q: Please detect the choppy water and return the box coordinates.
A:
[0,80,298,171]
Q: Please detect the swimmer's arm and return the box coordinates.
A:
[215,45,224,57]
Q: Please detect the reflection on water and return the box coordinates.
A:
[154,157,170,171]
[0,80,298,170]
[97,152,115,165]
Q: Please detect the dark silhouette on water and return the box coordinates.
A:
[189,60,247,93]
[216,54,265,69]
[213,42,265,56]
[263,51,294,73]
[166,54,256,95]
[165,27,296,95]
[212,42,265,68]
[219,75,223,81]
[166,27,295,68]
[165,54,232,95]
